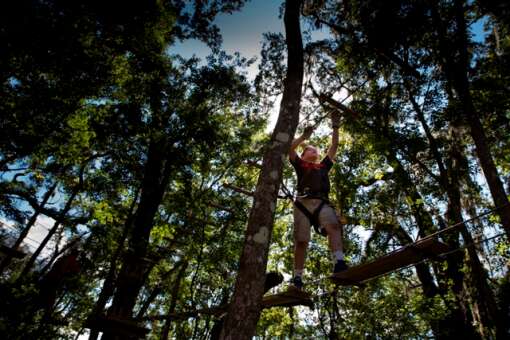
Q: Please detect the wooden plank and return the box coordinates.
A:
[85,315,149,338]
[0,244,26,259]
[331,238,449,286]
[262,287,313,309]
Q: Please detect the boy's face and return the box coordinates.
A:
[302,146,319,162]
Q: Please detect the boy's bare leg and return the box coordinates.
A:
[293,240,308,273]
[324,223,343,253]
[325,223,348,272]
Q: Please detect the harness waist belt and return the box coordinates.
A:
[297,192,329,201]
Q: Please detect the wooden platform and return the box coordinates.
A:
[0,244,26,259]
[85,315,149,338]
[262,286,314,309]
[331,238,450,286]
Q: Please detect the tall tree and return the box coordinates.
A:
[220,0,304,338]
[430,0,510,237]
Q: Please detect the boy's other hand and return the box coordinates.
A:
[302,125,314,139]
[331,111,340,128]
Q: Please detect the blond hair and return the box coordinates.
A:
[300,145,316,157]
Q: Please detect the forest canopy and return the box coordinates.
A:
[1,1,509,339]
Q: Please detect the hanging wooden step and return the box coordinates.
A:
[85,315,149,338]
[0,244,26,259]
[331,238,450,286]
[262,286,314,309]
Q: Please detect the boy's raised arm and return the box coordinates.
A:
[327,111,340,161]
[289,126,314,162]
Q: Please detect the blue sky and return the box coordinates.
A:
[171,1,283,78]
[172,1,490,65]
[170,1,334,130]
[169,0,491,98]
[213,1,284,58]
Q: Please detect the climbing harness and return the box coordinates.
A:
[281,182,331,237]
[294,197,328,236]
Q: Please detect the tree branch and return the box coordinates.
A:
[2,186,89,225]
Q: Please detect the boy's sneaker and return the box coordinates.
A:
[333,260,349,274]
[291,275,303,290]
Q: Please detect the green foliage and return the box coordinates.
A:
[1,0,509,339]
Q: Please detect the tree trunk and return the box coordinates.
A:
[426,7,504,331]
[441,125,477,338]
[433,0,510,238]
[427,4,509,335]
[88,193,139,340]
[219,1,304,338]
[459,81,510,238]
[450,129,503,338]
[461,226,503,338]
[332,95,472,337]
[102,138,173,335]
[159,262,188,340]
[379,117,477,338]
[135,261,184,320]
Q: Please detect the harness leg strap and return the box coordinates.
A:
[293,200,328,236]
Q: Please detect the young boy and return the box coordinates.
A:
[288,112,348,289]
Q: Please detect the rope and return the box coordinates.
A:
[415,203,509,244]
[297,103,322,127]
[299,203,509,288]
[279,150,510,296]
[280,180,295,201]
[365,231,506,285]
[1,224,43,245]
[310,230,507,301]
[297,76,371,130]
[332,203,510,266]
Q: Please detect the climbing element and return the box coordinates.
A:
[330,238,449,286]
[85,315,149,339]
[325,205,509,287]
[262,286,314,309]
[0,244,26,259]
